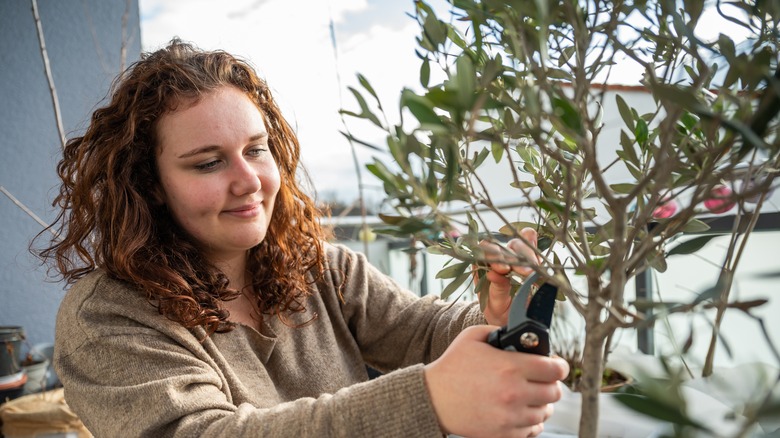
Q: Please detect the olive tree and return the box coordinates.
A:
[343,0,780,436]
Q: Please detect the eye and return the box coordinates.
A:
[246,146,268,158]
[195,159,221,171]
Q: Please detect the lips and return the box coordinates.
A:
[223,201,263,218]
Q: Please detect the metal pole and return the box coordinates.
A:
[635,270,655,354]
[420,249,428,297]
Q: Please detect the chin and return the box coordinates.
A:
[245,233,268,248]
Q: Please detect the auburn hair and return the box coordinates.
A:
[37,39,331,334]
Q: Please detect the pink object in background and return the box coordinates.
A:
[704,185,736,214]
[652,198,678,219]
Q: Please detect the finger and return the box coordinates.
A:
[519,381,564,407]
[520,227,538,246]
[516,356,570,383]
[527,422,544,437]
[485,285,512,319]
[550,355,571,380]
[484,255,513,291]
[485,269,511,285]
[478,240,511,274]
[518,405,550,431]
[506,228,540,277]
[477,241,513,296]
[543,403,554,422]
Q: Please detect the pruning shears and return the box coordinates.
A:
[487,272,557,356]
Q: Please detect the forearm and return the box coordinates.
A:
[63,355,441,437]
[195,365,441,438]
[332,244,486,369]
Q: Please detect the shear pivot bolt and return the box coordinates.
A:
[520,332,539,349]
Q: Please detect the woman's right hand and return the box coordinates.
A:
[423,325,569,438]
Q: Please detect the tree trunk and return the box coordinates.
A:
[577,304,606,437]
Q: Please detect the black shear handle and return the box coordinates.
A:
[487,320,550,356]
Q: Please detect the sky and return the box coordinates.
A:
[138,0,751,206]
[139,0,444,206]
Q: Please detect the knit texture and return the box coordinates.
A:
[55,243,485,437]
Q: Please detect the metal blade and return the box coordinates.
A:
[506,272,557,329]
[526,282,557,328]
[506,272,540,329]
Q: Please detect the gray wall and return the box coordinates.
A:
[0,0,141,348]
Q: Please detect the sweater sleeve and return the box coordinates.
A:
[325,244,486,372]
[55,272,445,437]
[58,334,443,437]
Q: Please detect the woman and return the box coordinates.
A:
[40,39,567,437]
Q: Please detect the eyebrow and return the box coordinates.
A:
[176,132,269,159]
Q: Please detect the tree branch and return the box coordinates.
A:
[31,0,66,150]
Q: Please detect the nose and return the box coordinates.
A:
[229,157,261,196]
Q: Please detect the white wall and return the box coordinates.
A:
[654,231,780,368]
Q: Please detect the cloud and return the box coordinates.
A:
[139,0,424,202]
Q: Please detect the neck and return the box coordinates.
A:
[209,251,250,290]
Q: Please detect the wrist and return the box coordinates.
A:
[423,362,454,436]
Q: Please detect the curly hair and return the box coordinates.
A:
[36,39,331,334]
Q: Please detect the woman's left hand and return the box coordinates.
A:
[479,227,543,326]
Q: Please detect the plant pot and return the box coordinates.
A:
[21,359,49,395]
[0,327,25,377]
[32,343,59,390]
[561,365,633,394]
[0,371,27,404]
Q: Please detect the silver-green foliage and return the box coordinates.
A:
[343,0,779,436]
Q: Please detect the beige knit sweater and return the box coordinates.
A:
[55,243,485,437]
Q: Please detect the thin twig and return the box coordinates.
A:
[327,7,370,259]
[0,186,56,238]
[31,0,66,150]
[703,189,766,376]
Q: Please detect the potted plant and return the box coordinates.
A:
[342,0,779,436]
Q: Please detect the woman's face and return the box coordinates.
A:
[155,86,281,263]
